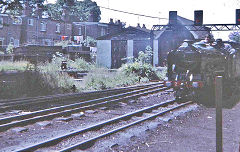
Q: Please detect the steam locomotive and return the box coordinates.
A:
[165,39,240,103]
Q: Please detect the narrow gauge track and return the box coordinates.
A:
[0,82,163,112]
[16,100,193,152]
[0,83,167,132]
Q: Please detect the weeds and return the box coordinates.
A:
[0,61,33,72]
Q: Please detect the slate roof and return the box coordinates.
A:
[97,26,151,40]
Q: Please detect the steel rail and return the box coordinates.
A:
[0,85,167,131]
[60,101,192,152]
[0,82,162,109]
[16,100,192,152]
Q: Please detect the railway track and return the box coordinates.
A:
[0,82,163,112]
[15,100,193,152]
[0,83,167,132]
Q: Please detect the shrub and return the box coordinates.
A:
[120,50,159,81]
[37,58,75,92]
[6,43,14,54]
[68,58,95,71]
[229,31,240,42]
[83,36,97,47]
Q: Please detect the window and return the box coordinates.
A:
[28,19,34,26]
[14,39,19,47]
[0,38,4,48]
[10,37,14,44]
[40,21,47,31]
[0,17,3,28]
[79,27,82,35]
[67,24,71,30]
[43,39,51,46]
[13,17,22,25]
[56,23,60,33]
[100,27,106,36]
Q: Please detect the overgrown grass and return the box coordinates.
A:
[77,68,140,91]
[0,56,167,99]
[156,67,167,80]
[0,61,34,72]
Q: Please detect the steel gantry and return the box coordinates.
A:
[151,24,240,32]
[149,23,240,65]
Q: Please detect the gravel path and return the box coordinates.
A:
[94,102,240,152]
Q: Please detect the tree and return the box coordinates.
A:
[0,0,45,16]
[229,31,240,42]
[47,0,101,22]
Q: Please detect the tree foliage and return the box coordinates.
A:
[0,0,45,16]
[47,0,101,21]
[0,0,101,22]
[229,31,240,42]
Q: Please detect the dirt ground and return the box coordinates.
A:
[103,102,240,152]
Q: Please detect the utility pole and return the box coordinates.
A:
[215,76,223,152]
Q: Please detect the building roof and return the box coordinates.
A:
[97,26,151,40]
[155,15,210,40]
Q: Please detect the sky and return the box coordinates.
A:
[48,0,240,40]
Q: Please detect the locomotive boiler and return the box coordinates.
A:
[165,39,240,103]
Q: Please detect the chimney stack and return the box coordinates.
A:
[36,7,43,18]
[109,18,114,24]
[117,20,122,27]
[23,2,32,16]
[142,24,146,29]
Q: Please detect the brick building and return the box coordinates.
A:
[0,4,72,51]
[72,19,123,45]
[0,14,22,51]
[0,3,123,53]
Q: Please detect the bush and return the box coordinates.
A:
[120,50,159,81]
[6,43,14,54]
[38,58,75,92]
[68,58,95,71]
[83,36,97,47]
[229,31,240,42]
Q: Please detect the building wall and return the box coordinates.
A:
[153,40,158,66]
[127,40,133,63]
[23,17,72,46]
[72,24,108,40]
[0,14,72,51]
[133,40,150,58]
[96,40,111,68]
[0,15,22,51]
[157,28,195,65]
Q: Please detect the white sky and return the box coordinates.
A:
[48,0,240,40]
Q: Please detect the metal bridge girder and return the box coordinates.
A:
[151,24,240,31]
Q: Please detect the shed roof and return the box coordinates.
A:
[155,16,209,39]
[97,26,151,40]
